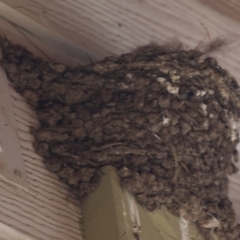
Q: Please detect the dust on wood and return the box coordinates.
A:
[1,38,240,240]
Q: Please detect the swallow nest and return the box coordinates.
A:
[1,38,240,240]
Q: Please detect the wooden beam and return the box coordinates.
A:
[81,166,163,240]
[0,67,28,188]
[81,166,203,240]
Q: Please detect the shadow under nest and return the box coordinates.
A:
[1,38,240,240]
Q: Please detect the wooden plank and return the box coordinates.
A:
[1,0,240,76]
[0,222,35,240]
[201,0,240,23]
[82,166,203,240]
[0,68,28,188]
[0,1,98,66]
[82,166,139,240]
[82,166,163,240]
[0,67,83,240]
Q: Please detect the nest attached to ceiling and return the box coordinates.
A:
[1,38,240,240]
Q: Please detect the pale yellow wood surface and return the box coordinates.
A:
[82,166,164,240]
[82,166,203,240]
[0,68,83,240]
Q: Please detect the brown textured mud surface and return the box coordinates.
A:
[1,38,240,239]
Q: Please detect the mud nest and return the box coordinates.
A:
[1,38,240,239]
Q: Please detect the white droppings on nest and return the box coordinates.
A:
[236,141,240,153]
[163,116,170,126]
[156,77,179,94]
[210,114,214,119]
[179,210,190,240]
[222,90,230,101]
[125,190,141,239]
[118,82,129,89]
[183,69,201,78]
[199,214,221,240]
[198,57,205,63]
[156,77,166,83]
[171,74,180,82]
[166,83,179,95]
[218,86,229,101]
[196,90,206,97]
[231,130,238,142]
[201,103,208,115]
[200,214,220,229]
[161,67,171,74]
[203,120,209,130]
[208,89,214,95]
[49,63,66,73]
[126,73,133,79]
[204,68,216,77]
[231,120,238,142]
[152,116,170,137]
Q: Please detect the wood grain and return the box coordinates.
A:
[1,0,240,76]
[201,0,240,23]
[0,0,240,235]
[0,222,35,240]
[0,68,83,240]
[0,69,28,188]
[0,1,98,66]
